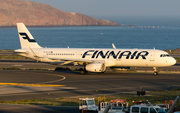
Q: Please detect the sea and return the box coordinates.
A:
[0,16,180,50]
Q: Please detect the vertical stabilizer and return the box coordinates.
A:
[17,23,42,49]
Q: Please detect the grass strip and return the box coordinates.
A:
[0,89,179,107]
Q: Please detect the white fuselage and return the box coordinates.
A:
[15,48,176,68]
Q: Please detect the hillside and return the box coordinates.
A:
[0,0,119,26]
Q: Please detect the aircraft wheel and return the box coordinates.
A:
[80,70,84,75]
[153,72,158,76]
[80,68,87,75]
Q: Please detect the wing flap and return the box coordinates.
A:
[46,57,105,64]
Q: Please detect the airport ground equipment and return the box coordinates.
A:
[110,99,129,112]
[156,96,180,112]
[167,96,180,113]
[156,99,173,111]
[102,103,111,113]
[79,98,126,113]
[132,100,151,105]
[130,105,166,113]
[165,99,177,111]
[156,104,169,111]
[99,101,126,113]
[79,98,98,113]
[137,91,146,96]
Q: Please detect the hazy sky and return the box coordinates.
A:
[26,0,180,18]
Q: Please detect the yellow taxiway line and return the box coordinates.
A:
[0,83,65,87]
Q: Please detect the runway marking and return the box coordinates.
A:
[10,72,66,84]
[0,83,65,87]
[38,74,66,84]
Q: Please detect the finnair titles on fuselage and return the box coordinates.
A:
[15,23,176,75]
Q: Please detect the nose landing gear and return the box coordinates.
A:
[153,67,158,75]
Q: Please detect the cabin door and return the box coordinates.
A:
[149,50,155,61]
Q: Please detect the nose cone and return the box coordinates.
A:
[170,57,176,66]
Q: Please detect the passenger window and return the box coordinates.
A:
[141,107,148,113]
[150,108,156,113]
[132,107,139,113]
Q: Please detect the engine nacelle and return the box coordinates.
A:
[86,63,106,72]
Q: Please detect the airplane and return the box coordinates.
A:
[14,23,176,75]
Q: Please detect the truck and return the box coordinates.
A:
[110,99,129,112]
[130,105,166,113]
[79,98,98,113]
[79,98,126,113]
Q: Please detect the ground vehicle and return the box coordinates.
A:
[165,100,173,109]
[79,98,98,112]
[132,100,151,105]
[156,104,169,111]
[157,99,179,112]
[130,105,166,113]
[110,99,129,112]
[79,98,126,113]
[99,101,126,113]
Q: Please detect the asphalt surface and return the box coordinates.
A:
[0,58,180,113]
[0,104,79,113]
[0,71,180,113]
[0,70,180,100]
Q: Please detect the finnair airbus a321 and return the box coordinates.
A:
[14,23,176,75]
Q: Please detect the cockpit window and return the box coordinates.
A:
[160,54,170,57]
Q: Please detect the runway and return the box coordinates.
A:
[0,70,179,101]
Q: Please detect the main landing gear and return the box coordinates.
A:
[80,68,87,75]
[153,67,158,75]
[80,65,87,75]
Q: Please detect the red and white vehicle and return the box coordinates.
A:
[110,99,129,112]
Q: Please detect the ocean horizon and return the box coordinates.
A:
[0,16,180,50]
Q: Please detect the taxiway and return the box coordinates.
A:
[0,70,179,101]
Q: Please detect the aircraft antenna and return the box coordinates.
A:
[112,43,116,49]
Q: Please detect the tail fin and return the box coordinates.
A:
[17,23,42,49]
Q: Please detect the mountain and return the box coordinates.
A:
[0,0,119,26]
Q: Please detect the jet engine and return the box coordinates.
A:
[86,63,106,72]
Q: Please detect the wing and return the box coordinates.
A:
[45,57,105,65]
